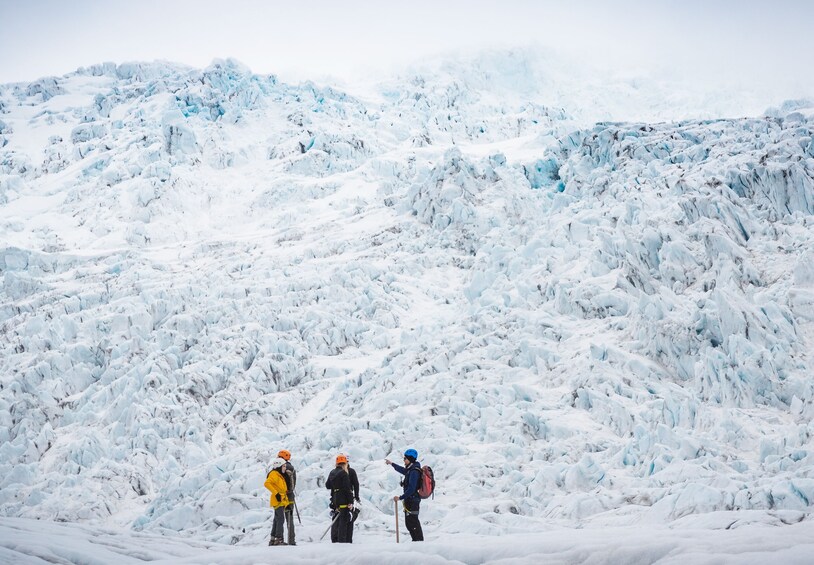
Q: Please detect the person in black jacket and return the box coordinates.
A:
[277,449,297,546]
[325,454,354,543]
[385,448,424,541]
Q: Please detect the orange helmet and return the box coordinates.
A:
[336,454,348,464]
[277,449,291,461]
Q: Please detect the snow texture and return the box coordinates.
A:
[0,50,813,561]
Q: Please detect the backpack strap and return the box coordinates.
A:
[404,465,421,498]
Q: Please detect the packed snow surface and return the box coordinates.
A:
[1,51,813,562]
[2,512,814,564]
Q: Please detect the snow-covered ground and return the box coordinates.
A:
[3,511,814,564]
[1,50,813,562]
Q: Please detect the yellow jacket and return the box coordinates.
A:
[264,470,290,508]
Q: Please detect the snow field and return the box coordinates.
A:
[0,53,813,558]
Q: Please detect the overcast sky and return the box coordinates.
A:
[1,0,812,95]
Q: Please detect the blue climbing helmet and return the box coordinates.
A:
[404,448,418,460]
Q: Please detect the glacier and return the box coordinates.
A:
[0,51,813,561]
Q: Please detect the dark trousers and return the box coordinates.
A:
[404,498,424,541]
[271,506,285,541]
[285,506,295,545]
[331,509,352,543]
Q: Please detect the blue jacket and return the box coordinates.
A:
[392,461,421,500]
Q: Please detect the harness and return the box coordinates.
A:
[401,500,420,516]
[332,489,351,509]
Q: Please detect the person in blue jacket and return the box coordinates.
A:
[385,448,424,541]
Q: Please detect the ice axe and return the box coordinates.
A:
[320,511,342,541]
[394,498,400,543]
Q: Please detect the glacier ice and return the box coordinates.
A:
[0,53,813,547]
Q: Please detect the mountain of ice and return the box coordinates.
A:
[1,52,812,546]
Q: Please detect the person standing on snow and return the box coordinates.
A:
[264,457,291,546]
[344,454,361,542]
[385,448,424,541]
[326,454,354,543]
[277,449,297,546]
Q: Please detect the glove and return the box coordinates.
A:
[275,494,282,502]
[287,491,295,501]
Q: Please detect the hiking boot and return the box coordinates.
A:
[269,538,288,546]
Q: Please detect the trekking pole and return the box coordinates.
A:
[320,512,342,541]
[394,499,400,543]
[294,501,302,525]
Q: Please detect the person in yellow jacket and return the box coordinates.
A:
[264,457,291,546]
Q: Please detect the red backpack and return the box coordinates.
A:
[417,465,436,499]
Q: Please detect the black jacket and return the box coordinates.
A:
[348,466,360,501]
[326,466,354,508]
[284,463,297,492]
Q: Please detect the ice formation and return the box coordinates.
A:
[0,52,812,550]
